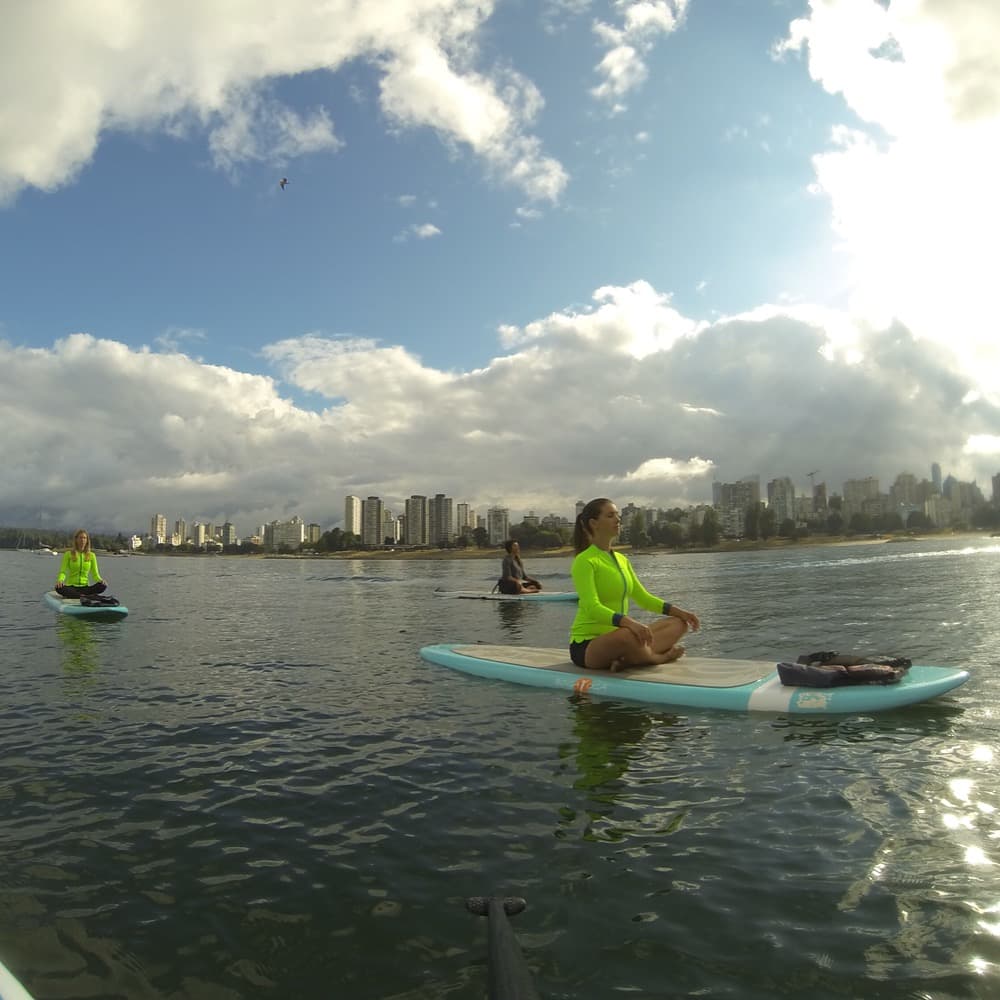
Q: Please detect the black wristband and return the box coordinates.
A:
[612,613,624,627]
[663,602,671,616]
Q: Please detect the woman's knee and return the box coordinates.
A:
[656,618,687,639]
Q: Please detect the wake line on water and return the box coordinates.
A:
[797,544,1000,570]
[307,575,400,583]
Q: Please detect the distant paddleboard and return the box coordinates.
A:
[432,589,578,603]
[44,591,129,620]
[419,643,969,714]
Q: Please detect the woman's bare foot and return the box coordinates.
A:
[609,646,685,671]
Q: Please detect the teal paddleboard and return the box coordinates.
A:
[432,590,578,603]
[419,644,969,714]
[44,590,128,620]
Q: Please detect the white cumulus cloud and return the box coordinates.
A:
[591,1,688,107]
[0,0,568,204]
[3,283,996,533]
[776,0,1000,400]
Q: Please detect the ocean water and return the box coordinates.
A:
[0,537,997,999]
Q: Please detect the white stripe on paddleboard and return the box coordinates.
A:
[746,674,795,713]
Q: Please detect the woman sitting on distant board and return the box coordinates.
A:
[55,529,109,599]
[497,539,542,595]
[569,498,700,671]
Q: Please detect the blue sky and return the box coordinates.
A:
[2,0,999,535]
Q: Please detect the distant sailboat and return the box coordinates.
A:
[15,531,57,554]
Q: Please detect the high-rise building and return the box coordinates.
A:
[766,477,795,525]
[947,479,984,520]
[890,473,917,506]
[889,473,921,522]
[931,462,942,494]
[841,477,882,523]
[221,522,237,546]
[487,506,509,545]
[925,493,951,528]
[843,477,880,507]
[268,516,305,550]
[404,495,428,545]
[794,495,815,522]
[428,493,454,547]
[344,495,362,537]
[714,479,760,537]
[812,481,827,513]
[383,509,399,543]
[456,503,475,536]
[361,497,383,546]
[992,472,1000,508]
[620,503,642,537]
[150,513,167,545]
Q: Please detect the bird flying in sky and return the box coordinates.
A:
[279,178,288,190]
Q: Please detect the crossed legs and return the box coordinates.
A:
[583,616,688,671]
[56,582,107,598]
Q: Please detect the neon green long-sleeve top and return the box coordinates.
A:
[57,550,103,587]
[569,544,668,643]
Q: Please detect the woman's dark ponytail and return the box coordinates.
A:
[573,498,612,553]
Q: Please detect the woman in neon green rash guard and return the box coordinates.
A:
[569,498,700,671]
[55,529,109,599]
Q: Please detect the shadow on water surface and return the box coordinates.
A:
[554,698,688,844]
[495,600,528,638]
[57,617,101,682]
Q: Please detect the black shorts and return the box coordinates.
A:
[569,640,591,668]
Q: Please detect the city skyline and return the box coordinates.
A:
[124,460,997,546]
[2,4,999,536]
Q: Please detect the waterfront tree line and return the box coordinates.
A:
[0,528,132,553]
[304,499,1000,554]
[3,498,998,556]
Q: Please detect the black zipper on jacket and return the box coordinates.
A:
[608,550,628,614]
